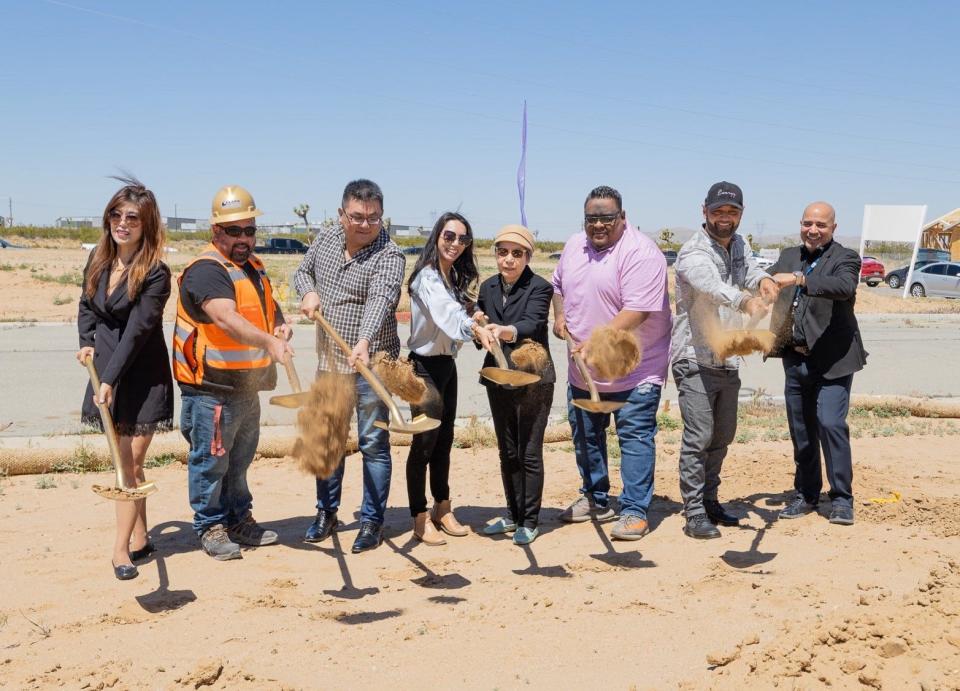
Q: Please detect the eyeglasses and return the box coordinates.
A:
[584,213,620,228]
[440,229,472,247]
[343,213,382,227]
[220,225,257,237]
[496,247,526,259]
[108,210,141,227]
[801,221,831,229]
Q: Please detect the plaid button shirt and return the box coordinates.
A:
[294,225,405,373]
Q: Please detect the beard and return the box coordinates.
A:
[230,244,252,263]
[704,218,739,243]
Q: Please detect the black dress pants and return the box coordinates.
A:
[782,352,854,508]
[486,382,554,529]
[406,353,457,517]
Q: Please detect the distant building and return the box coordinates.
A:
[164,216,209,232]
[55,216,99,229]
[389,223,431,239]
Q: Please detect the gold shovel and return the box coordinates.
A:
[311,311,441,434]
[83,356,158,501]
[269,354,312,409]
[476,316,540,387]
[564,333,625,414]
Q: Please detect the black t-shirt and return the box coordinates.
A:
[178,258,284,396]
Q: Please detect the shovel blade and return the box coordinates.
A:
[571,399,625,414]
[269,392,312,409]
[92,481,159,502]
[373,413,441,434]
[480,367,541,387]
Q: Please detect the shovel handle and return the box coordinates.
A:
[474,314,510,370]
[311,310,405,422]
[563,333,603,403]
[282,354,302,394]
[83,355,126,490]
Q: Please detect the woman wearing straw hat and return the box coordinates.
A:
[75,177,173,580]
[405,212,493,545]
[477,225,555,545]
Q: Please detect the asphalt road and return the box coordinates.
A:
[1,314,957,438]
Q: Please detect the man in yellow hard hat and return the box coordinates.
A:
[173,185,294,561]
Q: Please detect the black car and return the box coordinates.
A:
[662,249,678,266]
[885,260,936,289]
[402,245,424,256]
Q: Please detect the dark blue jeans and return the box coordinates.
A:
[567,382,662,518]
[315,375,392,525]
[182,392,261,536]
[783,353,854,508]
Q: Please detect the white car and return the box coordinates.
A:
[908,262,960,298]
[751,251,775,270]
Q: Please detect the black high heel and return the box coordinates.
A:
[129,542,155,562]
[112,561,139,581]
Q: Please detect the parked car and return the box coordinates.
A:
[860,256,885,286]
[0,237,24,249]
[402,245,424,256]
[750,250,774,270]
[661,249,678,266]
[254,238,308,254]
[884,260,936,289]
[908,261,960,298]
[548,251,562,260]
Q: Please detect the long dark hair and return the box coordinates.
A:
[85,176,165,300]
[407,212,479,303]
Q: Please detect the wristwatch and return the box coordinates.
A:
[793,271,805,286]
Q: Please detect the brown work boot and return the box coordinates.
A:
[413,511,446,546]
[432,500,468,537]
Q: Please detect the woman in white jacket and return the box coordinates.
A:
[405,212,492,545]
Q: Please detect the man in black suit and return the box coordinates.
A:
[767,201,868,526]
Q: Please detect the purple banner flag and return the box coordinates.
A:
[517,100,527,227]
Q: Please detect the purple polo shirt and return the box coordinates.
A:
[552,222,672,393]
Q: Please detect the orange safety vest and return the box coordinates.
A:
[172,243,276,391]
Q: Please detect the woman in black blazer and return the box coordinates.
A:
[477,225,555,545]
[76,177,173,580]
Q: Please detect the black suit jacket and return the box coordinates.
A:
[476,266,556,386]
[767,240,868,379]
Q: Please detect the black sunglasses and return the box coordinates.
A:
[496,247,527,259]
[220,225,257,238]
[440,229,472,247]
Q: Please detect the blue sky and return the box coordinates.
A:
[3,0,959,241]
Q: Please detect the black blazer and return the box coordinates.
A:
[476,266,556,386]
[767,241,868,379]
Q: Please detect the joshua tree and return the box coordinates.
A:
[293,203,310,229]
[658,227,675,246]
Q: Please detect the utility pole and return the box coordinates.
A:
[174,203,178,219]
[8,197,12,227]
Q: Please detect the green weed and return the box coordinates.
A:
[35,475,57,489]
[146,453,178,468]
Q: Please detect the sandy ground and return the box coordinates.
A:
[1,433,958,690]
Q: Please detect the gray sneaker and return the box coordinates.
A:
[201,524,242,561]
[611,514,649,541]
[559,495,615,523]
[228,516,279,546]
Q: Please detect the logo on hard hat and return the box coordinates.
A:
[221,199,242,209]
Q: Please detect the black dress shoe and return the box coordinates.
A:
[112,561,139,581]
[351,521,383,553]
[779,495,818,520]
[704,499,740,527]
[304,510,338,543]
[828,505,854,525]
[683,514,721,539]
[129,542,156,562]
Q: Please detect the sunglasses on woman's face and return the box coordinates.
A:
[496,247,526,259]
[440,229,472,247]
[220,225,257,238]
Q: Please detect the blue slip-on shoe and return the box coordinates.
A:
[483,517,517,535]
[512,526,539,545]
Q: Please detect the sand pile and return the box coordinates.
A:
[509,339,550,374]
[292,374,356,479]
[708,329,776,360]
[585,327,641,380]
[90,484,154,501]
[371,352,427,404]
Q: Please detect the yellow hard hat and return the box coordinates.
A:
[210,185,264,225]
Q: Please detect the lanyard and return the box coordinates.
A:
[792,258,819,308]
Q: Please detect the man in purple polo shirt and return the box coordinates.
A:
[552,185,672,540]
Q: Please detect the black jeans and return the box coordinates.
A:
[406,354,458,517]
[487,382,554,529]
[782,352,854,508]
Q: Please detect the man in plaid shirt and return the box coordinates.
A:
[294,179,405,553]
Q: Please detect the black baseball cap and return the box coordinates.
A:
[704,181,744,210]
